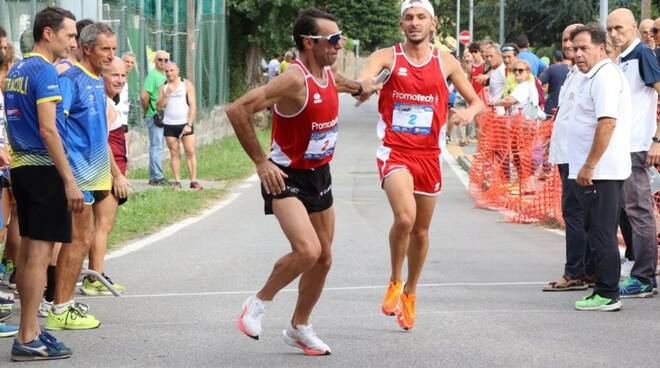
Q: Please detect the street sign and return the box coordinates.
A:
[459,30,471,45]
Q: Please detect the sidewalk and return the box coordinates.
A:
[445,139,476,173]
[127,179,227,193]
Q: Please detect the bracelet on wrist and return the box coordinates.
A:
[584,162,595,170]
[351,83,364,97]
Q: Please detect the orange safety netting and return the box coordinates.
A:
[469,107,660,269]
[469,110,562,225]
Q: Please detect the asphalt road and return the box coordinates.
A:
[1,95,659,367]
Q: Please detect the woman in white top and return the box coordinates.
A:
[492,60,544,120]
[156,62,199,190]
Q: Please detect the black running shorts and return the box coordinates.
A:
[11,166,72,243]
[261,162,333,215]
[163,124,194,138]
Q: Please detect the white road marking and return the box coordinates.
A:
[87,281,546,300]
[442,153,469,188]
[106,192,242,260]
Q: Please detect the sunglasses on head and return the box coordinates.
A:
[513,68,527,73]
[300,31,343,46]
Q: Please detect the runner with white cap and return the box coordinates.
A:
[357,0,485,331]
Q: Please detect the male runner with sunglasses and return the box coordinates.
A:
[227,8,379,356]
[357,0,485,331]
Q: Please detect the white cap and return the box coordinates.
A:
[400,0,435,19]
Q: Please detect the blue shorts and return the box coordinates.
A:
[83,191,110,206]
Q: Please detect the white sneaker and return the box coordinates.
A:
[282,324,331,356]
[237,295,266,340]
[620,258,634,280]
[38,299,53,318]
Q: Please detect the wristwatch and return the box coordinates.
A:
[653,136,660,144]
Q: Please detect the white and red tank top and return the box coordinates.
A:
[378,44,449,155]
[271,60,339,169]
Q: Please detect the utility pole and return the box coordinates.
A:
[156,0,162,50]
[599,0,607,27]
[186,0,195,84]
[499,0,504,45]
[456,0,460,57]
[469,0,474,42]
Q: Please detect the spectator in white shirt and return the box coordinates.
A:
[568,24,632,312]
[544,23,593,292]
[267,54,281,80]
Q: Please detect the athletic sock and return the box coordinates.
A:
[53,300,74,315]
[44,265,56,303]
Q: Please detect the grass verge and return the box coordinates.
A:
[110,127,270,248]
[128,128,271,181]
[108,188,225,247]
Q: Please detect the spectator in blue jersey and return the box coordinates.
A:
[5,7,81,361]
[540,50,571,116]
[654,18,660,61]
[46,22,116,332]
[515,35,544,77]
[607,8,660,298]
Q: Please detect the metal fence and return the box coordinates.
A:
[0,0,229,125]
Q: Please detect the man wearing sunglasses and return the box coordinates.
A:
[141,50,170,186]
[227,8,378,356]
[357,0,485,331]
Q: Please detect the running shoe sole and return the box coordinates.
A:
[79,288,114,296]
[381,304,400,316]
[620,291,654,299]
[11,354,71,362]
[44,321,101,331]
[0,330,19,338]
[237,306,258,340]
[282,330,331,356]
[575,301,622,311]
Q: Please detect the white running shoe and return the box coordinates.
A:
[38,299,53,318]
[237,295,266,340]
[282,324,331,356]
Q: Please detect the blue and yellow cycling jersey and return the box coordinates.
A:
[58,63,111,191]
[4,53,65,168]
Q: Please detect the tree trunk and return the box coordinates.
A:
[244,44,262,91]
[641,0,651,20]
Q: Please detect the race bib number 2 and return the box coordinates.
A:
[392,102,433,135]
[304,127,338,160]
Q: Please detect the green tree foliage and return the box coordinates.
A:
[327,0,401,50]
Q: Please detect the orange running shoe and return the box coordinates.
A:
[396,293,416,330]
[382,281,403,316]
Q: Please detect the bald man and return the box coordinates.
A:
[607,8,660,298]
[544,24,593,292]
[141,50,170,186]
[639,19,655,49]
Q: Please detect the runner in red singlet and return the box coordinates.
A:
[357,0,485,331]
[227,8,379,356]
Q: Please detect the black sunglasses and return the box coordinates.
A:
[652,27,658,35]
[157,58,169,62]
[300,31,343,46]
[513,68,527,73]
